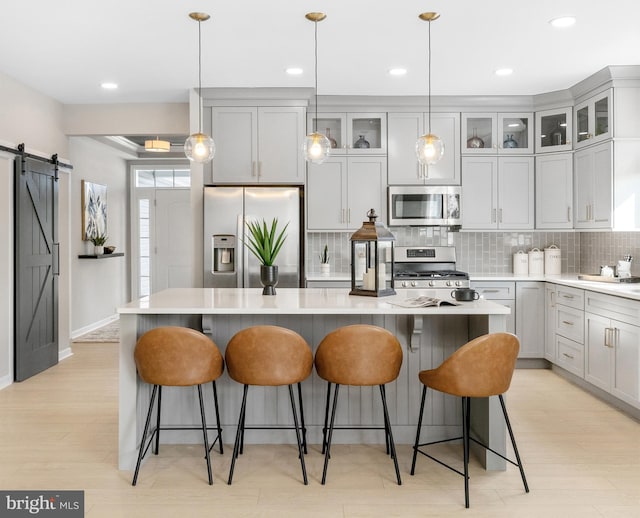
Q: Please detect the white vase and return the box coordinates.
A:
[94,245,104,255]
[320,263,330,275]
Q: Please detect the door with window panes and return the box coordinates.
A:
[132,167,194,298]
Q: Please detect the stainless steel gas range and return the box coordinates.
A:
[394,246,469,291]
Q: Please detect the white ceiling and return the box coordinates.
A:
[1,0,639,105]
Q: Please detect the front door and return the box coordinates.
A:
[14,156,59,381]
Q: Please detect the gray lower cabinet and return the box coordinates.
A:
[553,285,585,377]
[584,291,640,409]
[515,282,545,358]
[544,284,556,361]
[471,280,544,358]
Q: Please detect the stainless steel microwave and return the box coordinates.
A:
[388,186,461,226]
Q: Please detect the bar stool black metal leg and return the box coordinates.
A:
[197,384,213,485]
[288,384,308,485]
[499,395,529,493]
[410,385,427,475]
[212,381,223,454]
[297,382,308,455]
[321,384,340,484]
[381,384,391,456]
[154,385,162,454]
[239,395,247,455]
[379,384,402,485]
[321,381,332,454]
[132,384,159,486]
[462,396,470,508]
[228,385,249,484]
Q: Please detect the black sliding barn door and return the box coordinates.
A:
[14,156,59,381]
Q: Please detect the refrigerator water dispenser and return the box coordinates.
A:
[212,234,235,273]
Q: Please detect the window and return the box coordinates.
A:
[135,168,191,188]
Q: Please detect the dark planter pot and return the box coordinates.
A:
[260,265,279,295]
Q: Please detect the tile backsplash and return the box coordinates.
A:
[307,229,640,277]
[307,228,581,274]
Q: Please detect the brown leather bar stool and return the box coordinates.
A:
[315,324,403,485]
[410,332,529,508]
[225,325,313,485]
[132,326,224,486]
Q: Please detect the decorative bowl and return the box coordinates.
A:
[104,246,116,254]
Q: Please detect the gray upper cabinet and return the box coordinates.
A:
[387,112,460,185]
[535,153,573,229]
[210,106,305,184]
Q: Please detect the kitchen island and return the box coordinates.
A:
[117,288,510,472]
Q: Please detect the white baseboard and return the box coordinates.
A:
[59,346,74,362]
[70,314,119,339]
[0,373,12,391]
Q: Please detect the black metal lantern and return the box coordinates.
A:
[350,209,396,297]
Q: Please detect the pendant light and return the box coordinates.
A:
[415,12,444,166]
[303,12,331,164]
[184,12,215,164]
[144,137,171,153]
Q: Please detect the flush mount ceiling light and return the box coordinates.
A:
[286,67,304,75]
[549,16,576,28]
[388,68,407,76]
[184,12,215,164]
[144,137,171,152]
[302,12,331,164]
[101,82,118,90]
[495,68,514,76]
[415,12,444,166]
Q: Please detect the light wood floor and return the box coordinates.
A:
[1,342,638,517]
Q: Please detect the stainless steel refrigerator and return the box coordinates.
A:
[204,186,303,288]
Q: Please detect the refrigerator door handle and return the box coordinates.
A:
[237,214,245,288]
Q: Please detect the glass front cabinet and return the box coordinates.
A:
[307,112,387,154]
[535,107,573,153]
[461,112,533,154]
[574,89,612,149]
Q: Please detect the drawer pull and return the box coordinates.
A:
[561,320,574,326]
[561,294,575,299]
[562,352,575,360]
[482,289,500,293]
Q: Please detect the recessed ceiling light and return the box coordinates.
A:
[388,68,407,76]
[495,68,513,77]
[101,82,118,90]
[286,68,303,75]
[549,16,576,28]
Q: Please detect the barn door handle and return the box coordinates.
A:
[53,243,60,276]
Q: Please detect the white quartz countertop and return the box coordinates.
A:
[118,288,510,316]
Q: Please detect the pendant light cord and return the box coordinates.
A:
[198,19,203,134]
[314,20,319,133]
[427,19,432,134]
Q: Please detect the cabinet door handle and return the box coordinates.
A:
[550,291,555,308]
[348,208,351,223]
[499,208,503,223]
[562,320,574,326]
[492,208,496,223]
[567,207,571,222]
[252,161,257,177]
[562,352,575,360]
[341,209,345,223]
[604,327,614,348]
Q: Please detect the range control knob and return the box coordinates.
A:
[428,280,435,287]
[456,280,462,286]
[401,281,408,288]
[446,280,453,287]
[411,281,418,287]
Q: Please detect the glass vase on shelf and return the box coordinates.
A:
[353,135,370,149]
[325,128,337,149]
[466,128,484,149]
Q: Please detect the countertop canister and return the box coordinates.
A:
[513,250,529,276]
[528,248,544,275]
[544,245,561,275]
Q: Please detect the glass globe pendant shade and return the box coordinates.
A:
[184,132,215,163]
[303,132,331,164]
[416,133,444,165]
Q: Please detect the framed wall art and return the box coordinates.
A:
[81,180,107,240]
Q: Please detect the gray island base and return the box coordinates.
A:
[118,288,510,473]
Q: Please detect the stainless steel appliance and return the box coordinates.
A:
[204,186,303,288]
[394,246,469,291]
[388,186,461,226]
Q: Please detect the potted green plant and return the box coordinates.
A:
[90,233,108,255]
[319,244,330,274]
[244,218,289,295]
